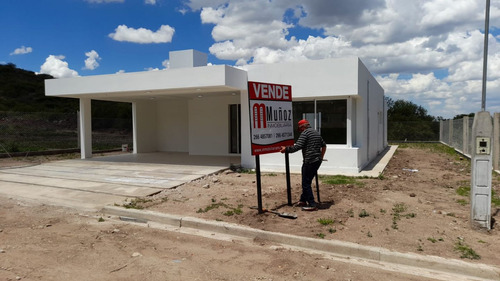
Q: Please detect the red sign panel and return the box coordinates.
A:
[248,81,294,155]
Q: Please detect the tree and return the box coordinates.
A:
[386,97,440,141]
[453,113,475,119]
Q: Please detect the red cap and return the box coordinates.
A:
[298,119,309,127]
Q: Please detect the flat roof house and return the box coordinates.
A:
[45,50,387,175]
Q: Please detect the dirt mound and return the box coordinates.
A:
[140,145,500,265]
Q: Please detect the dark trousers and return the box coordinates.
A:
[300,160,322,206]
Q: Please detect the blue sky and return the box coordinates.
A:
[2,0,500,118]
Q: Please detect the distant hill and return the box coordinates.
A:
[0,63,131,118]
[0,63,78,113]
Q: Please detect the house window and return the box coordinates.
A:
[229,104,241,153]
[292,100,347,144]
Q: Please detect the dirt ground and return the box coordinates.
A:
[139,144,500,266]
[0,197,443,281]
[0,144,499,280]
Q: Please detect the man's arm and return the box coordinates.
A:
[281,131,307,154]
[321,145,327,160]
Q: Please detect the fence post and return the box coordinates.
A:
[439,120,443,142]
[463,116,469,156]
[494,113,500,171]
[448,119,453,146]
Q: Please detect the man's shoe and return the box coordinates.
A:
[302,206,318,211]
[295,201,307,207]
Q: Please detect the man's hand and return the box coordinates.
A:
[280,146,287,153]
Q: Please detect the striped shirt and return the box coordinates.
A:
[286,127,326,163]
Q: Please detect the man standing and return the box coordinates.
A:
[281,119,326,211]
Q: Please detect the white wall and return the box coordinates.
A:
[188,95,241,156]
[258,146,361,175]
[156,100,189,152]
[133,101,157,153]
[240,89,252,168]
[355,60,386,170]
[246,57,359,99]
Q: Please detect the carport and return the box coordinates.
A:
[0,152,238,211]
[45,50,248,163]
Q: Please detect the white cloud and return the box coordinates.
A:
[40,55,79,78]
[145,0,156,4]
[83,50,101,70]
[10,46,33,55]
[109,25,175,44]
[185,0,500,118]
[162,59,170,69]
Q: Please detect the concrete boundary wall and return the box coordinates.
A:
[440,113,500,171]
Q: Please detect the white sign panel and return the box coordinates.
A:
[248,81,294,155]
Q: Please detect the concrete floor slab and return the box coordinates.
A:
[0,152,237,211]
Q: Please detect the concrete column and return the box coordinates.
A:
[132,101,157,153]
[346,96,353,148]
[493,113,500,171]
[79,98,92,159]
[132,102,138,154]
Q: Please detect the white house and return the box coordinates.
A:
[45,49,387,175]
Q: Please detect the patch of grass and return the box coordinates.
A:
[316,233,325,239]
[328,228,337,234]
[392,203,408,214]
[122,198,152,209]
[321,175,365,187]
[391,203,415,230]
[98,217,105,222]
[458,187,500,206]
[396,142,457,157]
[197,202,229,213]
[359,209,370,218]
[380,209,387,214]
[264,173,278,176]
[239,168,256,174]
[391,220,399,230]
[367,231,373,238]
[427,237,437,243]
[492,190,500,207]
[455,240,481,260]
[233,204,243,215]
[317,218,335,226]
[456,186,470,197]
[197,201,243,216]
[347,208,354,218]
[404,213,416,218]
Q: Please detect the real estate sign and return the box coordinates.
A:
[248,81,294,155]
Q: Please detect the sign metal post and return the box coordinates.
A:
[255,155,263,213]
[285,151,292,206]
